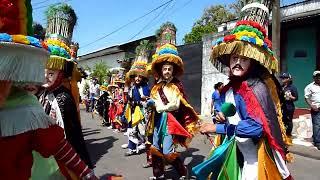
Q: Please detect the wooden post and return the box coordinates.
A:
[272,0,281,71]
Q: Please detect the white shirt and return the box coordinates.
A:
[90,83,100,97]
[304,82,320,108]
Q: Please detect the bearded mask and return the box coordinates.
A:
[44,69,65,91]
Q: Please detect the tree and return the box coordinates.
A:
[32,22,46,40]
[183,5,235,44]
[90,61,110,84]
[229,0,254,15]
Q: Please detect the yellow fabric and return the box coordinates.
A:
[125,104,132,123]
[264,77,289,147]
[258,140,282,180]
[211,40,279,73]
[132,106,144,127]
[146,111,155,136]
[46,56,68,71]
[151,54,184,76]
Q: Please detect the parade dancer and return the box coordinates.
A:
[197,1,292,179]
[0,1,97,179]
[149,44,199,180]
[125,61,151,156]
[96,82,111,127]
[39,3,93,172]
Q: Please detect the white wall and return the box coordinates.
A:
[78,52,125,70]
[201,34,229,116]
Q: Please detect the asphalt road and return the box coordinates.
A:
[81,110,320,180]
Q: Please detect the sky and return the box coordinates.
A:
[32,0,302,56]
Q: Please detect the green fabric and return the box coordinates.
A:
[4,87,39,109]
[31,151,65,180]
[217,138,241,180]
[158,112,168,146]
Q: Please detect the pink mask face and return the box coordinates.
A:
[229,54,251,77]
[161,64,174,80]
[134,75,143,85]
[43,69,60,88]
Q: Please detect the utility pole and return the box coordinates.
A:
[272,0,281,72]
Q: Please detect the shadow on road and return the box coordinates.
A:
[85,136,118,165]
[165,148,205,179]
[83,128,102,137]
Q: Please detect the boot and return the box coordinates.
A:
[285,136,293,146]
[143,143,152,168]
[150,147,165,179]
[165,153,188,179]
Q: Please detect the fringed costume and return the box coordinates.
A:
[150,44,199,179]
[0,1,95,179]
[192,2,292,180]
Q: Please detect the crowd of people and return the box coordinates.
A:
[2,0,320,180]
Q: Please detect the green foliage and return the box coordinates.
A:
[90,61,110,84]
[82,81,90,97]
[45,3,78,27]
[155,21,177,39]
[229,0,254,15]
[32,22,46,40]
[183,24,217,44]
[183,4,237,44]
[183,0,264,44]
[135,40,154,56]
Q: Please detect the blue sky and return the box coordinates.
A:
[32,0,301,55]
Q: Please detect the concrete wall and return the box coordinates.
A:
[78,52,125,69]
[178,43,202,113]
[201,33,229,116]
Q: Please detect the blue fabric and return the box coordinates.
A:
[128,140,137,150]
[311,111,320,147]
[192,136,235,180]
[212,90,220,102]
[132,83,150,102]
[215,91,263,139]
[152,112,174,154]
[283,84,298,111]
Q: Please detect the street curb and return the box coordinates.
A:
[289,145,320,160]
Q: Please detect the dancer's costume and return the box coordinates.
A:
[126,61,151,154]
[150,44,199,179]
[38,3,93,175]
[97,83,111,126]
[192,2,292,180]
[0,1,94,179]
[107,83,122,130]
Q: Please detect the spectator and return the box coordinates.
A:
[89,78,100,112]
[280,73,298,145]
[211,82,224,116]
[305,71,320,150]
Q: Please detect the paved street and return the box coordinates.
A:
[80,109,320,180]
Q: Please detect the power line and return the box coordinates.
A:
[33,0,72,10]
[80,0,174,49]
[32,0,51,6]
[127,0,172,41]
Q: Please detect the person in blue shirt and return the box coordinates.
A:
[280,73,298,145]
[211,82,224,116]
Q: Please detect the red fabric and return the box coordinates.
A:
[0,0,21,34]
[108,103,117,121]
[233,81,285,158]
[0,125,90,180]
[116,103,124,116]
[167,112,191,138]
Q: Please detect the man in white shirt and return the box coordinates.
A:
[305,71,320,150]
[89,78,100,112]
